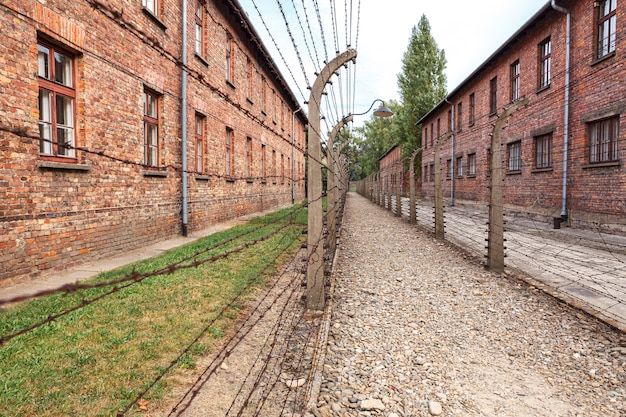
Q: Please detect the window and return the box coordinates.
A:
[539,38,551,89]
[535,133,552,169]
[468,153,476,176]
[457,102,462,132]
[261,77,267,113]
[272,90,277,123]
[430,123,435,146]
[246,57,253,100]
[429,163,435,182]
[456,156,463,177]
[261,144,267,180]
[489,76,497,115]
[281,153,285,183]
[142,0,158,15]
[143,89,159,167]
[447,109,452,132]
[446,159,452,179]
[436,118,440,139]
[423,165,428,182]
[469,93,475,126]
[510,60,520,102]
[589,117,619,163]
[246,137,253,178]
[226,35,234,84]
[38,41,76,158]
[424,126,428,149]
[597,0,617,59]
[225,127,234,176]
[195,113,205,172]
[508,141,522,171]
[272,149,277,183]
[195,1,204,56]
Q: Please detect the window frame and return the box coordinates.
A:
[456,156,463,177]
[446,158,452,179]
[272,149,277,184]
[37,40,77,160]
[457,102,463,132]
[538,37,551,90]
[597,0,617,59]
[510,60,520,102]
[142,0,159,16]
[226,35,234,85]
[469,92,475,126]
[534,133,553,169]
[246,136,253,179]
[194,1,205,58]
[225,127,234,177]
[507,140,522,172]
[246,57,253,101]
[143,88,160,167]
[195,113,205,173]
[261,143,267,181]
[489,76,498,115]
[589,116,619,164]
[468,153,476,177]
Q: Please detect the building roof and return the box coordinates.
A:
[417,1,553,126]
[378,144,400,161]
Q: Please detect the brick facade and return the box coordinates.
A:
[0,0,307,285]
[419,0,626,233]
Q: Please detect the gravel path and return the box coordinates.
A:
[311,192,626,417]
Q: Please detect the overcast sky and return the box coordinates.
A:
[238,0,550,129]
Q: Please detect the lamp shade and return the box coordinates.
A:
[373,105,393,117]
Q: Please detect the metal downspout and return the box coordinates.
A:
[552,0,571,219]
[181,0,189,236]
[292,108,302,204]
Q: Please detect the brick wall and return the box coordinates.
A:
[0,0,307,285]
[420,0,626,232]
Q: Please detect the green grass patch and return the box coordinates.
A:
[0,204,307,417]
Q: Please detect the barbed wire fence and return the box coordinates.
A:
[0,0,365,416]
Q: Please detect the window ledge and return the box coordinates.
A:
[455,175,464,179]
[261,180,267,184]
[195,174,210,181]
[535,84,550,94]
[37,160,91,171]
[143,169,168,177]
[467,174,476,178]
[506,170,522,176]
[225,177,236,183]
[247,97,254,105]
[531,167,553,173]
[591,51,616,67]
[246,178,254,183]
[195,53,209,67]
[582,161,620,169]
[142,7,167,30]
[226,80,236,89]
[488,111,497,117]
[261,110,267,116]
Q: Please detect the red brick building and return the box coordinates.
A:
[379,144,403,195]
[0,0,307,284]
[419,0,625,232]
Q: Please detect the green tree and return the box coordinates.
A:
[396,14,447,160]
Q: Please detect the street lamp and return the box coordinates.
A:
[344,99,394,121]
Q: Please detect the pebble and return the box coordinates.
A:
[313,194,626,417]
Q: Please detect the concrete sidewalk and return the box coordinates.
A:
[0,218,248,306]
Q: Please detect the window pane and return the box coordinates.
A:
[38,45,50,79]
[55,95,74,127]
[57,126,75,157]
[145,92,157,118]
[54,51,73,87]
[195,24,202,54]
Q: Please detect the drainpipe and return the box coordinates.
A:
[444,98,455,206]
[552,0,570,220]
[292,107,302,204]
[181,0,189,236]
